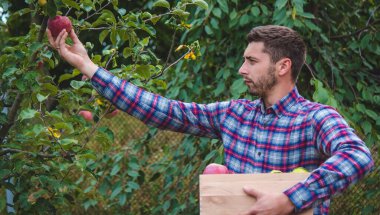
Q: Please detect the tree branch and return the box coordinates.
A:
[330,19,379,40]
[0,148,57,158]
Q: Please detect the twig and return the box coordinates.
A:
[145,48,191,82]
[105,52,117,69]
[143,12,172,23]
[83,1,112,21]
[330,19,379,39]
[0,148,57,158]
[304,63,317,80]
[85,27,112,30]
[79,104,112,150]
[0,94,23,143]
[164,29,177,69]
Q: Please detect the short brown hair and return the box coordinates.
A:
[247,25,306,82]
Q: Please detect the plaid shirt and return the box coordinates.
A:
[91,67,374,214]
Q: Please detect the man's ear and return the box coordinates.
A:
[277,58,292,76]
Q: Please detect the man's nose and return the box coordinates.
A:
[238,63,247,75]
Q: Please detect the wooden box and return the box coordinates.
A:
[199,173,313,215]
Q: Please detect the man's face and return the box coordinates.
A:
[238,42,277,97]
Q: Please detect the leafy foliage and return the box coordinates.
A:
[0,0,379,214]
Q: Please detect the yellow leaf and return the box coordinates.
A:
[48,127,61,139]
[175,45,186,52]
[181,22,192,29]
[190,52,196,60]
[96,98,104,106]
[292,7,297,20]
[184,52,192,59]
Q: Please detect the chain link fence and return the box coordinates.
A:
[103,113,379,214]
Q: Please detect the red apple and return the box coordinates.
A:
[78,110,93,122]
[202,163,229,174]
[47,16,72,38]
[105,109,119,118]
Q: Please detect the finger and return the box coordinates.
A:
[243,186,264,198]
[46,29,56,47]
[54,30,66,49]
[59,31,69,49]
[69,29,81,44]
[55,30,68,52]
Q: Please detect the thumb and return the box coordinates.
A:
[243,186,264,198]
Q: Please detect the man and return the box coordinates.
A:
[47,25,374,215]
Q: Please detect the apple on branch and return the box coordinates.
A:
[78,110,93,122]
[105,109,119,119]
[47,15,72,38]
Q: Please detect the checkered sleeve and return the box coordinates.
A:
[90,67,230,138]
[284,106,374,211]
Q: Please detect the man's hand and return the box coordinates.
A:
[46,29,98,78]
[240,186,295,215]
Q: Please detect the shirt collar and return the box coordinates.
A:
[259,87,302,117]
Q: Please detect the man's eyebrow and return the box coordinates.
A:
[243,56,259,61]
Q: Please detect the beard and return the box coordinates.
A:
[247,65,277,97]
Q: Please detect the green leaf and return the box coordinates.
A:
[135,65,151,79]
[153,0,170,9]
[297,11,315,19]
[193,0,208,10]
[54,122,74,134]
[205,25,213,35]
[217,0,229,13]
[239,14,250,26]
[37,93,49,102]
[42,83,59,95]
[366,109,378,121]
[275,0,288,9]
[2,67,17,79]
[46,0,57,18]
[361,121,372,135]
[172,9,190,19]
[62,0,80,10]
[19,109,39,121]
[119,193,127,206]
[360,34,372,49]
[204,150,217,162]
[212,7,223,19]
[99,30,109,44]
[251,6,260,17]
[47,110,64,120]
[110,186,123,200]
[60,139,78,148]
[79,153,97,161]
[110,164,121,176]
[83,199,97,210]
[58,69,81,83]
[128,162,140,170]
[29,42,44,53]
[127,181,140,190]
[70,80,86,90]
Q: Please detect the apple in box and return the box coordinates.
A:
[47,16,72,38]
[202,163,229,174]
